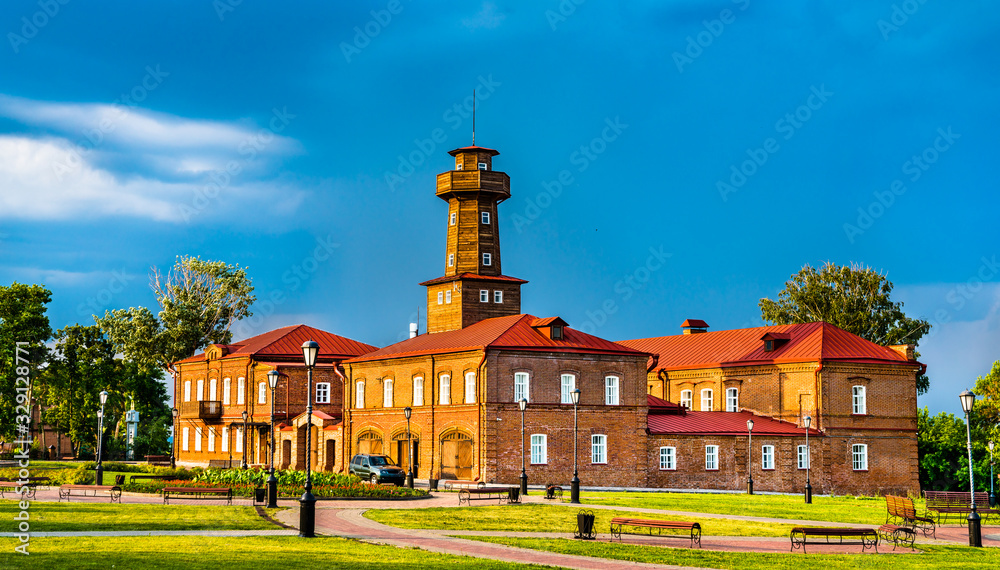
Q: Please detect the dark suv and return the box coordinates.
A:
[349,454,406,485]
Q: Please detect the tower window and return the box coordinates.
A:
[482,252,492,266]
[480,289,489,302]
[494,290,503,303]
[456,162,463,170]
[481,211,490,224]
[450,212,456,225]
[478,162,487,170]
[445,290,452,303]
[448,254,454,267]
[437,292,443,305]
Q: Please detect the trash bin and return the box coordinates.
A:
[507,486,520,504]
[575,509,596,540]
[254,487,266,505]
[428,478,439,491]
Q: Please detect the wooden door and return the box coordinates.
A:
[440,432,473,480]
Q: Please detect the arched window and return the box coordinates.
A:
[237,377,246,405]
[223,378,231,405]
[514,372,529,402]
[413,377,424,406]
[258,382,267,404]
[700,388,713,411]
[209,378,217,401]
[679,390,692,409]
[196,379,204,401]
[184,380,191,402]
[852,385,867,415]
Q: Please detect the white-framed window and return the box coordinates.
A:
[605,375,620,406]
[448,253,454,267]
[725,387,739,412]
[701,388,713,411]
[437,291,444,305]
[481,211,490,224]
[478,162,487,170]
[413,377,424,406]
[591,434,607,464]
[236,428,243,452]
[221,427,229,452]
[445,290,452,303]
[480,289,489,302]
[182,427,190,451]
[210,379,217,401]
[514,372,529,402]
[530,434,547,464]
[659,446,676,470]
[465,372,476,404]
[456,162,463,170]
[355,381,365,408]
[852,385,867,415]
[705,445,719,470]
[761,445,775,470]
[439,374,451,405]
[560,374,576,404]
[237,377,246,405]
[223,378,231,405]
[450,212,456,225]
[679,389,692,409]
[258,382,267,404]
[207,428,215,452]
[852,444,869,471]
[197,379,204,401]
[494,290,503,303]
[184,380,191,402]
[383,379,393,408]
[797,444,810,469]
[482,252,492,266]
[316,382,331,404]
[194,427,202,452]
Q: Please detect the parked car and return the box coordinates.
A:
[349,454,406,485]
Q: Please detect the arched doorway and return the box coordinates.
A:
[440,431,473,480]
[356,430,383,456]
[392,431,419,475]
[325,439,336,471]
[281,440,291,469]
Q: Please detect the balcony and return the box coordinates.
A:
[199,401,223,421]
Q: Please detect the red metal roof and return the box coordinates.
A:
[448,146,500,156]
[530,316,567,328]
[348,314,647,363]
[648,410,823,437]
[173,324,378,365]
[619,322,913,371]
[681,319,709,329]
[419,273,528,286]
[647,394,686,414]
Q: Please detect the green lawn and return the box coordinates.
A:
[0,536,556,569]
[467,537,1000,569]
[365,503,797,537]
[0,501,279,532]
[571,491,897,525]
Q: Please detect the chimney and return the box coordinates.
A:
[680,319,709,335]
[888,344,915,361]
[409,322,418,339]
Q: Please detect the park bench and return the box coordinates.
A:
[545,484,563,500]
[130,474,174,483]
[442,479,481,490]
[884,495,935,538]
[609,517,701,548]
[162,486,233,505]
[0,481,35,500]
[877,523,916,550]
[924,491,999,525]
[457,484,520,506]
[58,484,122,503]
[789,527,878,553]
[144,455,170,466]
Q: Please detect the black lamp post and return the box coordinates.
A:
[519,398,528,496]
[241,410,248,469]
[989,440,996,508]
[803,415,812,504]
[570,388,581,504]
[299,340,319,538]
[404,406,414,488]
[170,407,178,469]
[95,390,108,486]
[266,370,280,508]
[746,419,754,495]
[960,389,982,547]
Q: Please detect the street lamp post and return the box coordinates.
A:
[519,398,528,496]
[404,406,414,489]
[570,388,581,504]
[960,389,982,547]
[299,340,319,538]
[266,370,280,508]
[170,407,178,469]
[746,419,754,495]
[803,415,812,504]
[241,410,248,469]
[989,440,996,508]
[95,391,108,486]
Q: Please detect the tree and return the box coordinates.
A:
[0,283,52,439]
[759,262,931,393]
[97,256,256,372]
[918,407,970,491]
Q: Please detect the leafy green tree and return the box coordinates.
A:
[918,407,970,491]
[0,283,52,439]
[759,262,931,393]
[972,361,1000,493]
[97,256,255,371]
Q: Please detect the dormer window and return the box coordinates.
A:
[761,332,791,352]
[765,340,774,352]
[551,326,563,340]
[530,317,568,340]
[478,162,487,170]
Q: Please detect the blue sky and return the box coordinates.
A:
[1,1,997,416]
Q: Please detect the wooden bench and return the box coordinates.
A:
[458,485,518,506]
[130,474,174,483]
[442,479,481,490]
[609,517,701,548]
[878,523,916,551]
[885,495,935,538]
[924,490,999,525]
[58,484,122,503]
[789,527,878,553]
[207,459,234,469]
[162,486,232,505]
[0,481,35,500]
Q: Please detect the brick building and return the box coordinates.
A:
[170,143,923,495]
